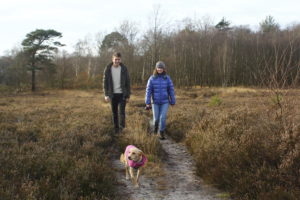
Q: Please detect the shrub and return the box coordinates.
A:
[0,90,117,199]
[209,95,222,106]
[186,108,300,199]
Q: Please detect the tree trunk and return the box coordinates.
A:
[32,69,36,91]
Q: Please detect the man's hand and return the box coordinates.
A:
[105,96,110,102]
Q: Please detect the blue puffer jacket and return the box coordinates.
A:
[145,74,176,105]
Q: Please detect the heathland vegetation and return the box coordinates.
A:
[0,90,164,199]
[0,88,299,199]
[167,87,300,199]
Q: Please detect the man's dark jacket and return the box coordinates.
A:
[103,63,131,99]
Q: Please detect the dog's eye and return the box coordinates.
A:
[132,152,136,154]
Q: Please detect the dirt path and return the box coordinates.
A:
[113,136,225,200]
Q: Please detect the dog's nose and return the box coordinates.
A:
[128,156,132,160]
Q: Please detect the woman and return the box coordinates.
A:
[145,61,176,140]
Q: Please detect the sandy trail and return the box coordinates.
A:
[113,136,225,200]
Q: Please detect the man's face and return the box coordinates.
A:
[112,56,121,66]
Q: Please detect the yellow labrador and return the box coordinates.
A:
[120,145,147,187]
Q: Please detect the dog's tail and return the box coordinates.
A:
[120,153,125,164]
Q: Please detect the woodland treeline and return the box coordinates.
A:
[0,15,300,91]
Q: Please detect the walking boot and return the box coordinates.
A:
[153,125,158,134]
[152,121,158,134]
[159,131,165,140]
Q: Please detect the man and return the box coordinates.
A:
[103,52,131,133]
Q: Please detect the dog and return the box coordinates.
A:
[120,145,147,187]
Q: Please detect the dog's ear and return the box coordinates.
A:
[139,150,144,157]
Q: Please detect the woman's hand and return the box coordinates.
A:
[145,104,152,110]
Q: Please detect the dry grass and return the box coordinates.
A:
[0,89,166,199]
[167,87,300,200]
[1,87,299,199]
[0,90,117,199]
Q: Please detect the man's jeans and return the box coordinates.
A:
[152,103,169,132]
[111,93,126,130]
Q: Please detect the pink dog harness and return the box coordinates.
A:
[125,145,147,169]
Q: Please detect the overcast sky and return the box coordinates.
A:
[1,0,299,56]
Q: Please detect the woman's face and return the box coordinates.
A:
[156,67,164,74]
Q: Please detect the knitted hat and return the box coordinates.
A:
[155,61,165,69]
